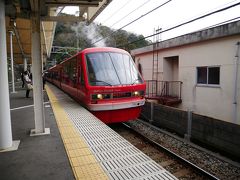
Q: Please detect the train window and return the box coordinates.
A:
[86,52,120,86]
[77,56,85,85]
[57,71,60,80]
[85,52,143,86]
[78,63,81,84]
[63,63,68,74]
[80,66,85,85]
[110,53,143,85]
[69,62,73,79]
[62,62,69,83]
[56,72,57,79]
[69,58,77,84]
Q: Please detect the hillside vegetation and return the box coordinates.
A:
[52,14,150,63]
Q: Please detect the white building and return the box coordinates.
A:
[131,21,240,124]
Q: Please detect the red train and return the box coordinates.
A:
[46,47,146,123]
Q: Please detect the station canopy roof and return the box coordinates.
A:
[5,0,111,64]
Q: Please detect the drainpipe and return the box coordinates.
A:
[233,42,240,124]
[9,30,15,93]
[23,57,27,71]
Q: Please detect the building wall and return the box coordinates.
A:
[135,36,240,124]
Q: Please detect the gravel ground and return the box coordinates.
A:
[127,119,240,180]
[111,124,205,179]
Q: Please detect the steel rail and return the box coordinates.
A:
[122,122,219,180]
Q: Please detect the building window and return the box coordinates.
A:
[197,66,220,85]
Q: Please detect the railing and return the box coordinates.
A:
[145,80,183,100]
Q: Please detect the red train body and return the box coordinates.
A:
[46,47,146,123]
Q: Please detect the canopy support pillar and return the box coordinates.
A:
[30,12,50,136]
[0,0,20,152]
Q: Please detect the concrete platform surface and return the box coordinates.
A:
[0,88,74,180]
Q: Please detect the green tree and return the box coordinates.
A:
[52,14,150,59]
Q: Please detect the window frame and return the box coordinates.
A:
[78,56,85,85]
[85,51,143,86]
[69,57,77,83]
[196,66,220,87]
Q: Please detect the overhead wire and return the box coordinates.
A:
[109,0,153,28]
[90,0,152,44]
[100,0,134,24]
[91,0,173,46]
[116,2,240,48]
[193,16,240,32]
[167,0,239,30]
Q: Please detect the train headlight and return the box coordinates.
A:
[133,91,140,96]
[97,94,103,99]
[92,94,111,100]
[132,91,145,97]
[92,94,103,100]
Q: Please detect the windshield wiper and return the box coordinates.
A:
[91,80,112,86]
[132,78,142,85]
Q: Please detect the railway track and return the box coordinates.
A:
[109,122,219,180]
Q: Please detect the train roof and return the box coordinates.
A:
[81,47,129,54]
[59,47,128,64]
[48,47,130,71]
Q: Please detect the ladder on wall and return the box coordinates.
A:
[152,42,158,81]
[152,27,161,81]
[152,28,161,96]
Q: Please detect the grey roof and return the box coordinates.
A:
[131,20,240,56]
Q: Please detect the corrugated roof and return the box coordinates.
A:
[5,0,111,64]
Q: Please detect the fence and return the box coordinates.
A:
[140,102,240,160]
[145,80,182,99]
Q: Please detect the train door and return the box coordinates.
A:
[76,55,87,104]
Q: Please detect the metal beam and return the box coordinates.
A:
[87,0,112,23]
[45,2,99,7]
[12,27,31,30]
[13,25,26,57]
[41,22,48,57]
[11,42,31,45]
[41,15,84,22]
[7,53,31,57]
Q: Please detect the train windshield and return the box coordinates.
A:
[86,52,143,86]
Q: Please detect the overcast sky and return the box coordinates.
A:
[63,0,240,41]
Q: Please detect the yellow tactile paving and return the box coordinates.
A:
[68,148,92,157]
[63,137,87,145]
[75,163,109,180]
[66,142,90,151]
[71,155,97,166]
[45,85,109,180]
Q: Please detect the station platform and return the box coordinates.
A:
[0,83,177,180]
[0,85,74,180]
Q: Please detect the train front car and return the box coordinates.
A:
[82,47,146,123]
